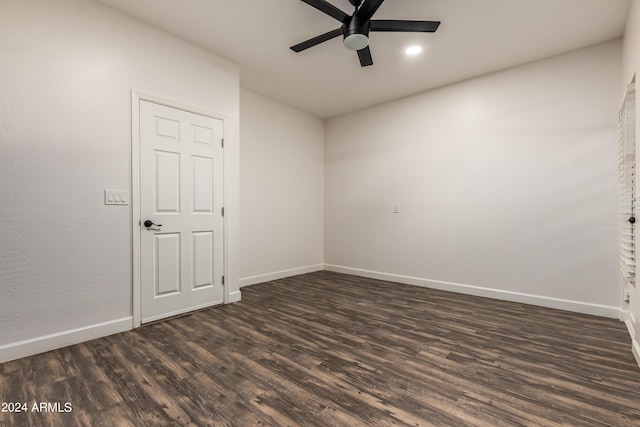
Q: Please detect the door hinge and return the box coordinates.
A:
[221,207,225,217]
[221,138,224,148]
[222,275,225,285]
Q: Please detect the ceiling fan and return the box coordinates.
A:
[290,0,441,67]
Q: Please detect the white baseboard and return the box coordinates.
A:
[324,264,621,319]
[627,312,637,340]
[619,309,630,322]
[239,264,324,287]
[0,317,132,364]
[632,336,640,369]
[626,313,640,369]
[227,290,242,303]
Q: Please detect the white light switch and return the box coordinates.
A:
[105,190,129,206]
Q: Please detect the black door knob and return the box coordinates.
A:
[143,220,162,228]
[629,217,636,224]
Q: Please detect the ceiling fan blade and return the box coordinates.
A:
[300,0,349,22]
[371,20,441,32]
[355,0,385,21]
[290,28,343,52]
[357,46,373,67]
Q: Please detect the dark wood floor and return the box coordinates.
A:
[2,271,640,426]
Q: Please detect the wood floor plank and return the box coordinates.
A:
[1,271,640,426]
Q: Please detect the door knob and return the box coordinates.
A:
[629,217,636,224]
[144,220,162,228]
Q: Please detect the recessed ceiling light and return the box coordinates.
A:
[405,45,423,56]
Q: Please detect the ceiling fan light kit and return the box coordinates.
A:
[344,33,369,50]
[291,0,440,67]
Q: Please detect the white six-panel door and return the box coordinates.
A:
[140,100,224,323]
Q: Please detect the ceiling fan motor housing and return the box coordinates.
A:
[343,15,370,50]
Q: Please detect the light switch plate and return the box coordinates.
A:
[105,190,129,205]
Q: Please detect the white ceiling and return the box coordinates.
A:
[94,0,630,118]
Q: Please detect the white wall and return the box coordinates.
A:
[325,40,622,317]
[622,0,640,366]
[239,89,324,286]
[0,0,240,362]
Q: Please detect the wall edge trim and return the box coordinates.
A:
[323,264,621,319]
[240,264,325,287]
[632,334,640,370]
[626,312,640,369]
[227,290,242,303]
[0,317,132,364]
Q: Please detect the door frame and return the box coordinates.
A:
[131,91,230,328]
